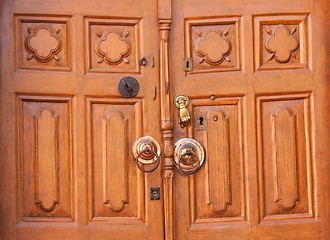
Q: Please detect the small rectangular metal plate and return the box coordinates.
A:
[183,57,193,72]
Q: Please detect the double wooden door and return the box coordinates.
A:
[0,0,329,240]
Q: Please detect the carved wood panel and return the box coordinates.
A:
[189,97,245,224]
[15,15,72,71]
[253,14,309,71]
[87,98,145,222]
[257,94,314,220]
[85,17,140,73]
[185,17,240,74]
[17,95,73,221]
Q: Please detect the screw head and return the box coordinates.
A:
[213,116,218,121]
[210,95,215,100]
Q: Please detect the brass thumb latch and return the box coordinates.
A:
[174,94,191,128]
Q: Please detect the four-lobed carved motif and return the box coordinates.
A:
[254,14,309,70]
[265,25,299,64]
[195,30,231,65]
[16,15,308,73]
[185,17,240,74]
[86,18,140,73]
[16,15,71,71]
[95,31,131,65]
[25,27,62,63]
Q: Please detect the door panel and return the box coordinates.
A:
[0,0,162,239]
[17,95,73,221]
[191,98,245,221]
[172,0,328,239]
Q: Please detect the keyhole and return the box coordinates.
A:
[186,60,189,69]
[152,190,158,196]
[199,116,204,125]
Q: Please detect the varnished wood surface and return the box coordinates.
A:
[0,0,329,239]
[0,0,163,239]
[172,0,329,239]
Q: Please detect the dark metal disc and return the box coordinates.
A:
[118,76,140,98]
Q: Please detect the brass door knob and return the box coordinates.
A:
[174,138,205,174]
[132,136,161,173]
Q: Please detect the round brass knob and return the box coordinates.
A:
[174,138,205,174]
[132,136,161,172]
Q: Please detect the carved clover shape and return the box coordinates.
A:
[25,27,62,63]
[95,31,131,65]
[195,31,231,65]
[266,25,299,63]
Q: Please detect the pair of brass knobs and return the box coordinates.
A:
[132,94,204,174]
[132,136,205,174]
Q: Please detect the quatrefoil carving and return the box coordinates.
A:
[265,25,299,63]
[95,31,131,65]
[195,30,231,65]
[25,27,62,63]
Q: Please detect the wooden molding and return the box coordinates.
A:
[158,0,174,239]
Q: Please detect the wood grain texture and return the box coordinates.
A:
[158,1,175,240]
[185,16,240,74]
[87,98,143,220]
[0,0,328,239]
[172,0,328,239]
[15,14,72,71]
[17,95,73,220]
[85,17,140,73]
[188,98,245,223]
[158,0,175,236]
[257,94,313,220]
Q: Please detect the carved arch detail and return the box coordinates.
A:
[271,107,299,212]
[33,107,60,212]
[101,111,129,213]
[206,111,232,215]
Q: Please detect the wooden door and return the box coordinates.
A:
[0,0,164,239]
[171,0,329,239]
[1,0,329,240]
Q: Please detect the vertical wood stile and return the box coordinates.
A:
[158,0,174,239]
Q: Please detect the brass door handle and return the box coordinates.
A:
[174,138,205,174]
[174,94,191,128]
[132,136,161,173]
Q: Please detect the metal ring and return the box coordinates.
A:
[177,151,200,174]
[139,57,147,66]
[136,149,160,173]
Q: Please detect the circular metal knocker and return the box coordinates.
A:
[174,138,205,174]
[132,136,161,173]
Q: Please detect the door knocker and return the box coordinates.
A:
[174,138,205,174]
[132,136,161,173]
[174,94,191,128]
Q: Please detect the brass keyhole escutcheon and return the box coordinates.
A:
[174,94,191,128]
